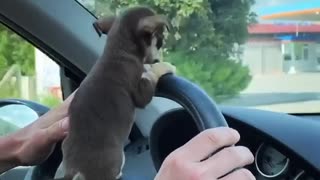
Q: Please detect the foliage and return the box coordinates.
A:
[91,0,255,99]
[83,0,114,17]
[109,0,257,58]
[0,25,35,79]
[166,51,251,101]
[0,0,256,104]
[0,56,7,79]
[0,82,20,99]
[39,94,62,108]
[0,118,19,136]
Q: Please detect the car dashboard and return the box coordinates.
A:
[131,98,320,180]
[221,106,320,179]
[2,98,319,180]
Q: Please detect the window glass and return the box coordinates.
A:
[77,0,320,114]
[303,44,309,60]
[0,24,62,136]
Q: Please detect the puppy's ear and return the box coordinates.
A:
[137,15,172,35]
[93,16,116,37]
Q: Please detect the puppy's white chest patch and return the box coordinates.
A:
[116,151,126,179]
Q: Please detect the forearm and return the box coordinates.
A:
[0,135,20,174]
[0,91,75,174]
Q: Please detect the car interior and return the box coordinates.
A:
[0,0,319,180]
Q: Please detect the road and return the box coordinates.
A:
[221,73,320,113]
[242,73,320,93]
[253,100,320,113]
[222,92,320,106]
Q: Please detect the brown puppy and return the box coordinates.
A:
[56,6,174,180]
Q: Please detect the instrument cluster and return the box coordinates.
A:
[254,143,315,180]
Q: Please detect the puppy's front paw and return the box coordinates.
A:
[150,62,176,78]
[142,71,158,85]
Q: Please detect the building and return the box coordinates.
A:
[242,0,320,75]
[243,23,320,75]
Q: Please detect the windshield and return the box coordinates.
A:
[77,0,320,114]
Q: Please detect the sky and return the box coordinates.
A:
[253,0,305,13]
[251,0,320,23]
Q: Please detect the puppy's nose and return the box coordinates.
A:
[153,59,160,63]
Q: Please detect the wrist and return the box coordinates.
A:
[0,134,23,174]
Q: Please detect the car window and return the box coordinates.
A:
[0,23,63,136]
[77,0,320,114]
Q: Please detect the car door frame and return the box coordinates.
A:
[0,0,103,179]
[0,0,106,97]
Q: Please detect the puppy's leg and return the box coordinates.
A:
[132,72,157,108]
[116,151,126,179]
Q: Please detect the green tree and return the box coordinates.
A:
[167,51,251,101]
[110,0,257,57]
[92,0,257,100]
[0,25,35,79]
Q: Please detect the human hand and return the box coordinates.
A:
[149,62,176,79]
[4,92,75,167]
[143,62,176,85]
[12,116,69,166]
[154,127,255,180]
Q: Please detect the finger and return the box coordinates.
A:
[36,92,75,128]
[176,127,240,161]
[204,146,254,178]
[45,117,69,143]
[219,168,255,180]
[37,109,68,129]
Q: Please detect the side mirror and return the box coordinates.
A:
[0,99,50,136]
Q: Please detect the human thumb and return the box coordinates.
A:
[46,117,69,143]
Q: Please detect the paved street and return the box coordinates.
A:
[242,73,320,93]
[222,92,320,106]
[254,100,320,113]
[223,73,320,113]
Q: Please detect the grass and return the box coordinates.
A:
[1,86,62,109]
[0,82,20,99]
[0,80,62,109]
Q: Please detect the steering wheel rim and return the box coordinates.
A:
[31,74,228,180]
[150,74,229,171]
[156,74,228,129]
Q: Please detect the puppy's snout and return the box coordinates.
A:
[153,59,160,63]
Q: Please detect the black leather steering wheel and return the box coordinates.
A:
[6,74,228,180]
[156,74,228,129]
[150,74,229,171]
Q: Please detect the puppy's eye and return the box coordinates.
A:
[156,39,163,49]
[143,32,152,39]
[142,32,153,45]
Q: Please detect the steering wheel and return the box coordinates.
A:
[18,74,228,180]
